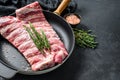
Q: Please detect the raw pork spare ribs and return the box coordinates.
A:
[0,1,68,71]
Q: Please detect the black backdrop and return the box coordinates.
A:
[0,0,120,80]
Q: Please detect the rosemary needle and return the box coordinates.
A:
[24,22,50,54]
[73,28,97,48]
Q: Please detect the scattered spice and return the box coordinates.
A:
[65,13,81,25]
[73,28,97,48]
[24,67,31,71]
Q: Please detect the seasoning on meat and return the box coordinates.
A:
[0,1,68,71]
[24,22,50,54]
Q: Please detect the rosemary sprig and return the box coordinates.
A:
[41,29,50,49]
[73,28,97,48]
[24,22,50,53]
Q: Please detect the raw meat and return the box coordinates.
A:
[0,1,68,71]
[16,1,45,23]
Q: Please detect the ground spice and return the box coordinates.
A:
[65,13,81,25]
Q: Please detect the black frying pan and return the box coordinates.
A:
[0,0,75,79]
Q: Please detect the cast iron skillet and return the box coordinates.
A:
[0,0,75,79]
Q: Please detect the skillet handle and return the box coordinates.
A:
[0,62,17,79]
[54,0,71,15]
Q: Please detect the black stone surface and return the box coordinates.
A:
[0,0,120,80]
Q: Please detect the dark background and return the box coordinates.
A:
[1,0,120,80]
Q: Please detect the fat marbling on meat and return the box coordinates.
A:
[0,1,68,71]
